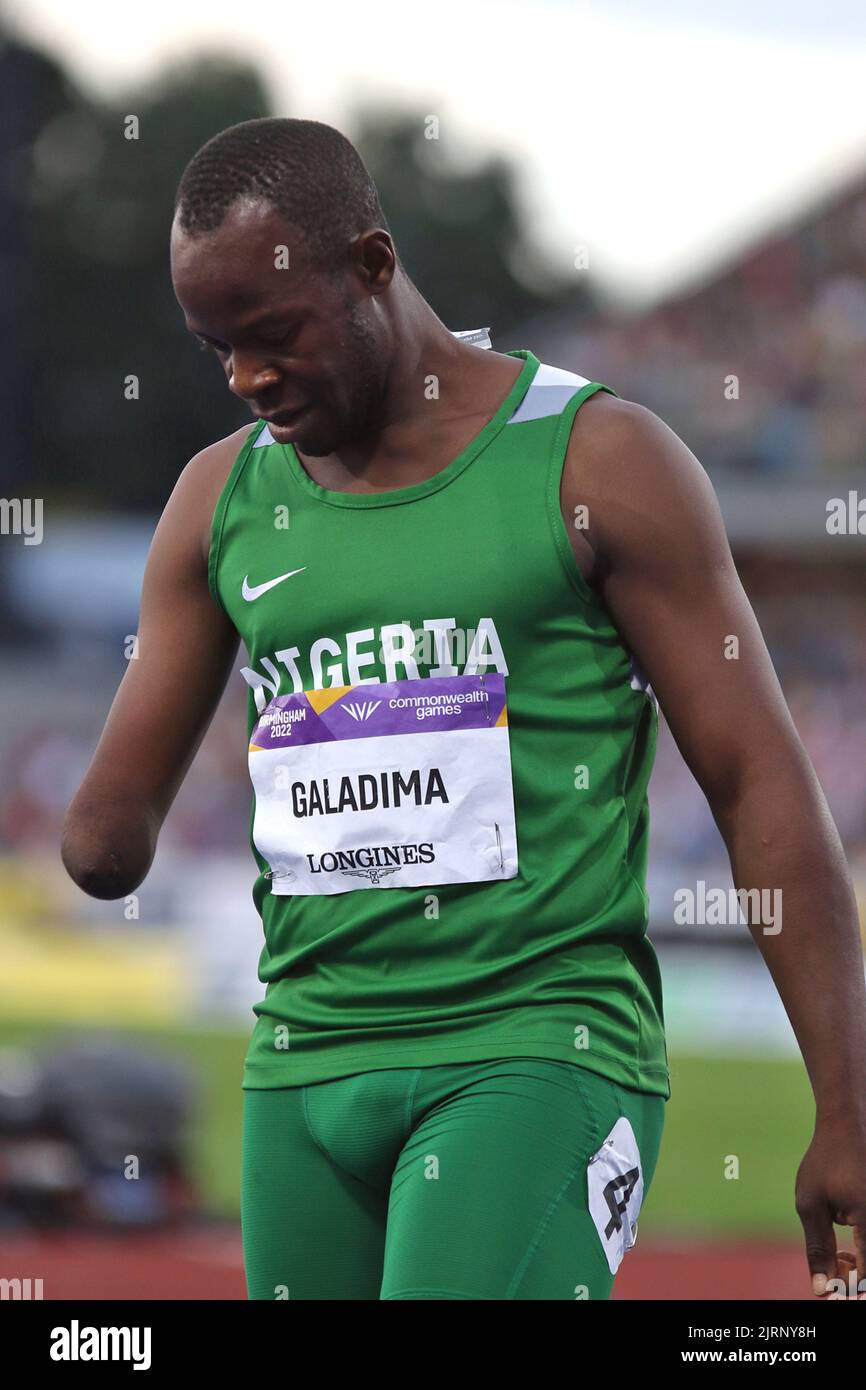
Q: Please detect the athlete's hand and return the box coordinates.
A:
[795,1121,866,1299]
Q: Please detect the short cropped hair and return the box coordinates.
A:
[174,117,391,271]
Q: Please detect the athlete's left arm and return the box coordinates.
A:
[563,393,866,1299]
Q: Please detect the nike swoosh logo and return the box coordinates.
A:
[241,568,306,601]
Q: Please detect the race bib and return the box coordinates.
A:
[248,673,518,895]
[586,1117,645,1274]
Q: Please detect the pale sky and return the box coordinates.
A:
[6,0,866,306]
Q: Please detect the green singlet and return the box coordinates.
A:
[208,346,670,1102]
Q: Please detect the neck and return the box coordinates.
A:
[294,286,523,493]
[305,273,519,482]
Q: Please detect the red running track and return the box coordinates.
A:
[0,1230,812,1300]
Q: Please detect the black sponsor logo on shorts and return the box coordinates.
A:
[603,1168,640,1239]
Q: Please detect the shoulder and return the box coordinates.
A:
[566,390,701,492]
[564,389,723,525]
[182,421,260,494]
[166,422,259,567]
[561,388,728,579]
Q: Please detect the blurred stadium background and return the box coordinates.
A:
[0,7,864,1299]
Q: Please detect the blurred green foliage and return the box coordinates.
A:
[8,38,594,511]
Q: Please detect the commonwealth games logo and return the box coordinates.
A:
[342,700,382,722]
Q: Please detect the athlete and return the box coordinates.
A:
[62,118,866,1301]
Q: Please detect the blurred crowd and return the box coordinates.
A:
[648,591,866,877]
[536,182,866,480]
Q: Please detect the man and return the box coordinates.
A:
[62,117,866,1301]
